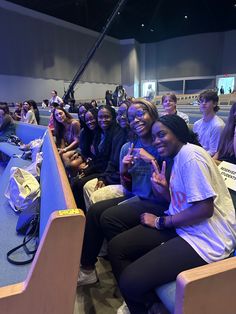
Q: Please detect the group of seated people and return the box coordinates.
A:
[48,89,236,313]
[0,89,235,313]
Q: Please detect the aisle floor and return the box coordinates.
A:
[74,258,123,314]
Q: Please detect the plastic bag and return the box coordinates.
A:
[5,167,41,213]
[24,152,43,179]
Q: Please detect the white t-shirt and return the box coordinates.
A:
[49,95,63,105]
[176,110,189,124]
[161,111,189,125]
[193,115,225,156]
[166,143,236,263]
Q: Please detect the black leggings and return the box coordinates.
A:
[71,173,101,213]
[104,223,207,313]
[80,197,166,267]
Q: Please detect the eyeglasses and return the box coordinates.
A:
[128,109,148,123]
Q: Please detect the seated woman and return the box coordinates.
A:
[83,100,131,209]
[77,103,94,125]
[161,93,189,124]
[106,115,236,314]
[21,101,38,124]
[71,105,119,212]
[28,99,40,125]
[214,103,236,164]
[0,102,15,141]
[77,99,172,285]
[53,107,80,156]
[12,102,22,121]
[63,107,98,176]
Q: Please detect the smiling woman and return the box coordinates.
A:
[106,114,236,314]
[52,107,80,155]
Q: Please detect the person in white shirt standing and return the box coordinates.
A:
[161,93,189,124]
[49,90,63,107]
[193,90,225,156]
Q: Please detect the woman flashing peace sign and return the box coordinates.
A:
[108,115,236,314]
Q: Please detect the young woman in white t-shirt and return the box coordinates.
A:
[108,114,236,314]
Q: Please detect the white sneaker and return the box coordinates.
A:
[77,269,98,286]
[117,302,130,314]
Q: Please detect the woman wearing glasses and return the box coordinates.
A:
[78,99,171,286]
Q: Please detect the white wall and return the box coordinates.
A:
[0,0,121,103]
[0,74,117,102]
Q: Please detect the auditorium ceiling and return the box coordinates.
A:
[6,0,236,43]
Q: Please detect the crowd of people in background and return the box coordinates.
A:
[0,88,236,313]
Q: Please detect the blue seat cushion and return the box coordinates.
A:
[155,281,176,314]
[0,157,33,287]
[0,142,22,157]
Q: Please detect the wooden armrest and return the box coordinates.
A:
[0,209,85,314]
[175,257,236,314]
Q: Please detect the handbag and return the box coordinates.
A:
[7,209,39,265]
[5,167,40,213]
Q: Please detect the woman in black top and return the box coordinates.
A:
[71,105,119,212]
[83,100,131,208]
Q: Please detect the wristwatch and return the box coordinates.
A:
[155,216,166,230]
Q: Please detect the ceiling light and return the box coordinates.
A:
[184,15,188,19]
[117,11,120,15]
[150,29,154,32]
[234,3,236,8]
[141,24,144,27]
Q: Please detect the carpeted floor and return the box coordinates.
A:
[74,258,123,314]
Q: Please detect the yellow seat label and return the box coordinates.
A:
[58,209,84,216]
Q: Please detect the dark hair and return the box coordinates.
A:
[199,90,219,112]
[53,107,74,146]
[52,90,57,95]
[218,103,236,160]
[79,108,98,158]
[43,99,49,106]
[93,105,118,157]
[77,102,94,127]
[85,108,98,122]
[51,102,60,109]
[90,100,98,107]
[161,93,177,104]
[158,115,200,145]
[98,105,117,121]
[0,102,10,114]
[27,100,40,124]
[118,100,132,107]
[27,99,37,110]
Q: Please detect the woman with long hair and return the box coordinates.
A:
[71,105,119,212]
[21,100,37,125]
[83,100,131,209]
[214,103,236,163]
[53,107,80,155]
